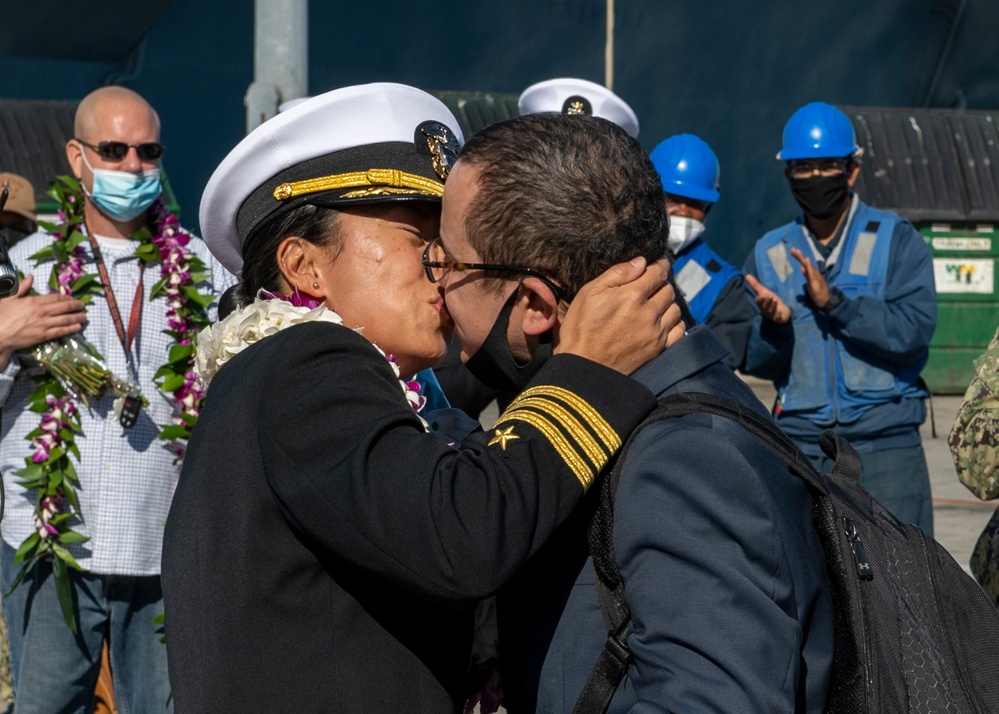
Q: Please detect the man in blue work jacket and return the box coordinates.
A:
[650,134,750,369]
[744,101,937,534]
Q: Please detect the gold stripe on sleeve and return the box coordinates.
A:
[494,409,595,490]
[504,396,611,470]
[506,385,621,452]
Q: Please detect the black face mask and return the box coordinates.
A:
[789,174,850,219]
[464,288,553,394]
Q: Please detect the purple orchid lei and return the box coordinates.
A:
[387,355,428,413]
[261,286,323,309]
[141,200,213,454]
[8,177,215,633]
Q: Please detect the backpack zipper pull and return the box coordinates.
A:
[846,519,874,581]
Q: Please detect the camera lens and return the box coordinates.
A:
[0,263,18,298]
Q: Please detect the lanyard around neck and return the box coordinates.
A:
[87,233,145,365]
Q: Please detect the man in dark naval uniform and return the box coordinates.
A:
[433,112,834,712]
[162,83,682,713]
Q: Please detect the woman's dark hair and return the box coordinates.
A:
[227,204,342,313]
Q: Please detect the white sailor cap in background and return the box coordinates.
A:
[200,82,463,275]
[517,77,639,138]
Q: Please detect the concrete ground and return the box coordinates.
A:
[482,374,996,571]
[737,375,997,571]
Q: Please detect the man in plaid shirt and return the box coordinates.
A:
[0,86,232,713]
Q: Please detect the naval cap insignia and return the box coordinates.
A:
[562,95,593,116]
[416,120,460,181]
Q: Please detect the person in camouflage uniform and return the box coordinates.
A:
[949,324,999,606]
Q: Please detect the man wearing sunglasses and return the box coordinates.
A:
[743,101,937,537]
[0,86,233,712]
[433,112,833,713]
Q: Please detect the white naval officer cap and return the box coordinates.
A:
[517,77,639,138]
[200,82,463,275]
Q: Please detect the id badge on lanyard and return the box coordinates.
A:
[88,235,145,429]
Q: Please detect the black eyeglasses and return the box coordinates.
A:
[787,160,850,180]
[75,138,165,162]
[422,237,568,301]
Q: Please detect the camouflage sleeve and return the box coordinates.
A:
[969,507,999,606]
[949,325,999,500]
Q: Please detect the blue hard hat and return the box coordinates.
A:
[649,133,720,203]
[778,102,859,160]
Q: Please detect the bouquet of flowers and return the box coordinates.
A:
[22,334,147,409]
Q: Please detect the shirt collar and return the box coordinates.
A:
[798,192,859,268]
[630,325,730,397]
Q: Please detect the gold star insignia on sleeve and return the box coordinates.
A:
[488,425,520,450]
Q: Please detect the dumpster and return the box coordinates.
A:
[842,106,999,394]
[922,222,998,392]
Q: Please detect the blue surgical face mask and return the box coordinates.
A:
[81,150,162,222]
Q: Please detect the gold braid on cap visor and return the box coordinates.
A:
[272,168,444,201]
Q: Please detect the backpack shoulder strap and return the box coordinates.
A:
[573,400,666,713]
[573,391,828,714]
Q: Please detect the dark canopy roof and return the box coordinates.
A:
[0,1,175,63]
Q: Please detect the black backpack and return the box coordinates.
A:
[574,392,999,714]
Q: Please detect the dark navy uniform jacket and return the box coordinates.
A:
[162,322,657,713]
[498,326,834,713]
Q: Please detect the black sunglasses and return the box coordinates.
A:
[422,237,568,301]
[75,138,165,162]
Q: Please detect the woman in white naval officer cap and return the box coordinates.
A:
[160,82,678,712]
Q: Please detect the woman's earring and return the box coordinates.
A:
[312,282,320,290]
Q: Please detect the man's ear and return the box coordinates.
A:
[275,236,326,298]
[66,140,84,181]
[847,161,861,188]
[518,277,560,336]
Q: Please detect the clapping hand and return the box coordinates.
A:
[745,274,791,324]
[747,247,834,324]
[789,247,831,309]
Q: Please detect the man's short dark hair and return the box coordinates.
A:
[457,113,670,299]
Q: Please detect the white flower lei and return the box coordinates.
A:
[194,293,426,420]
